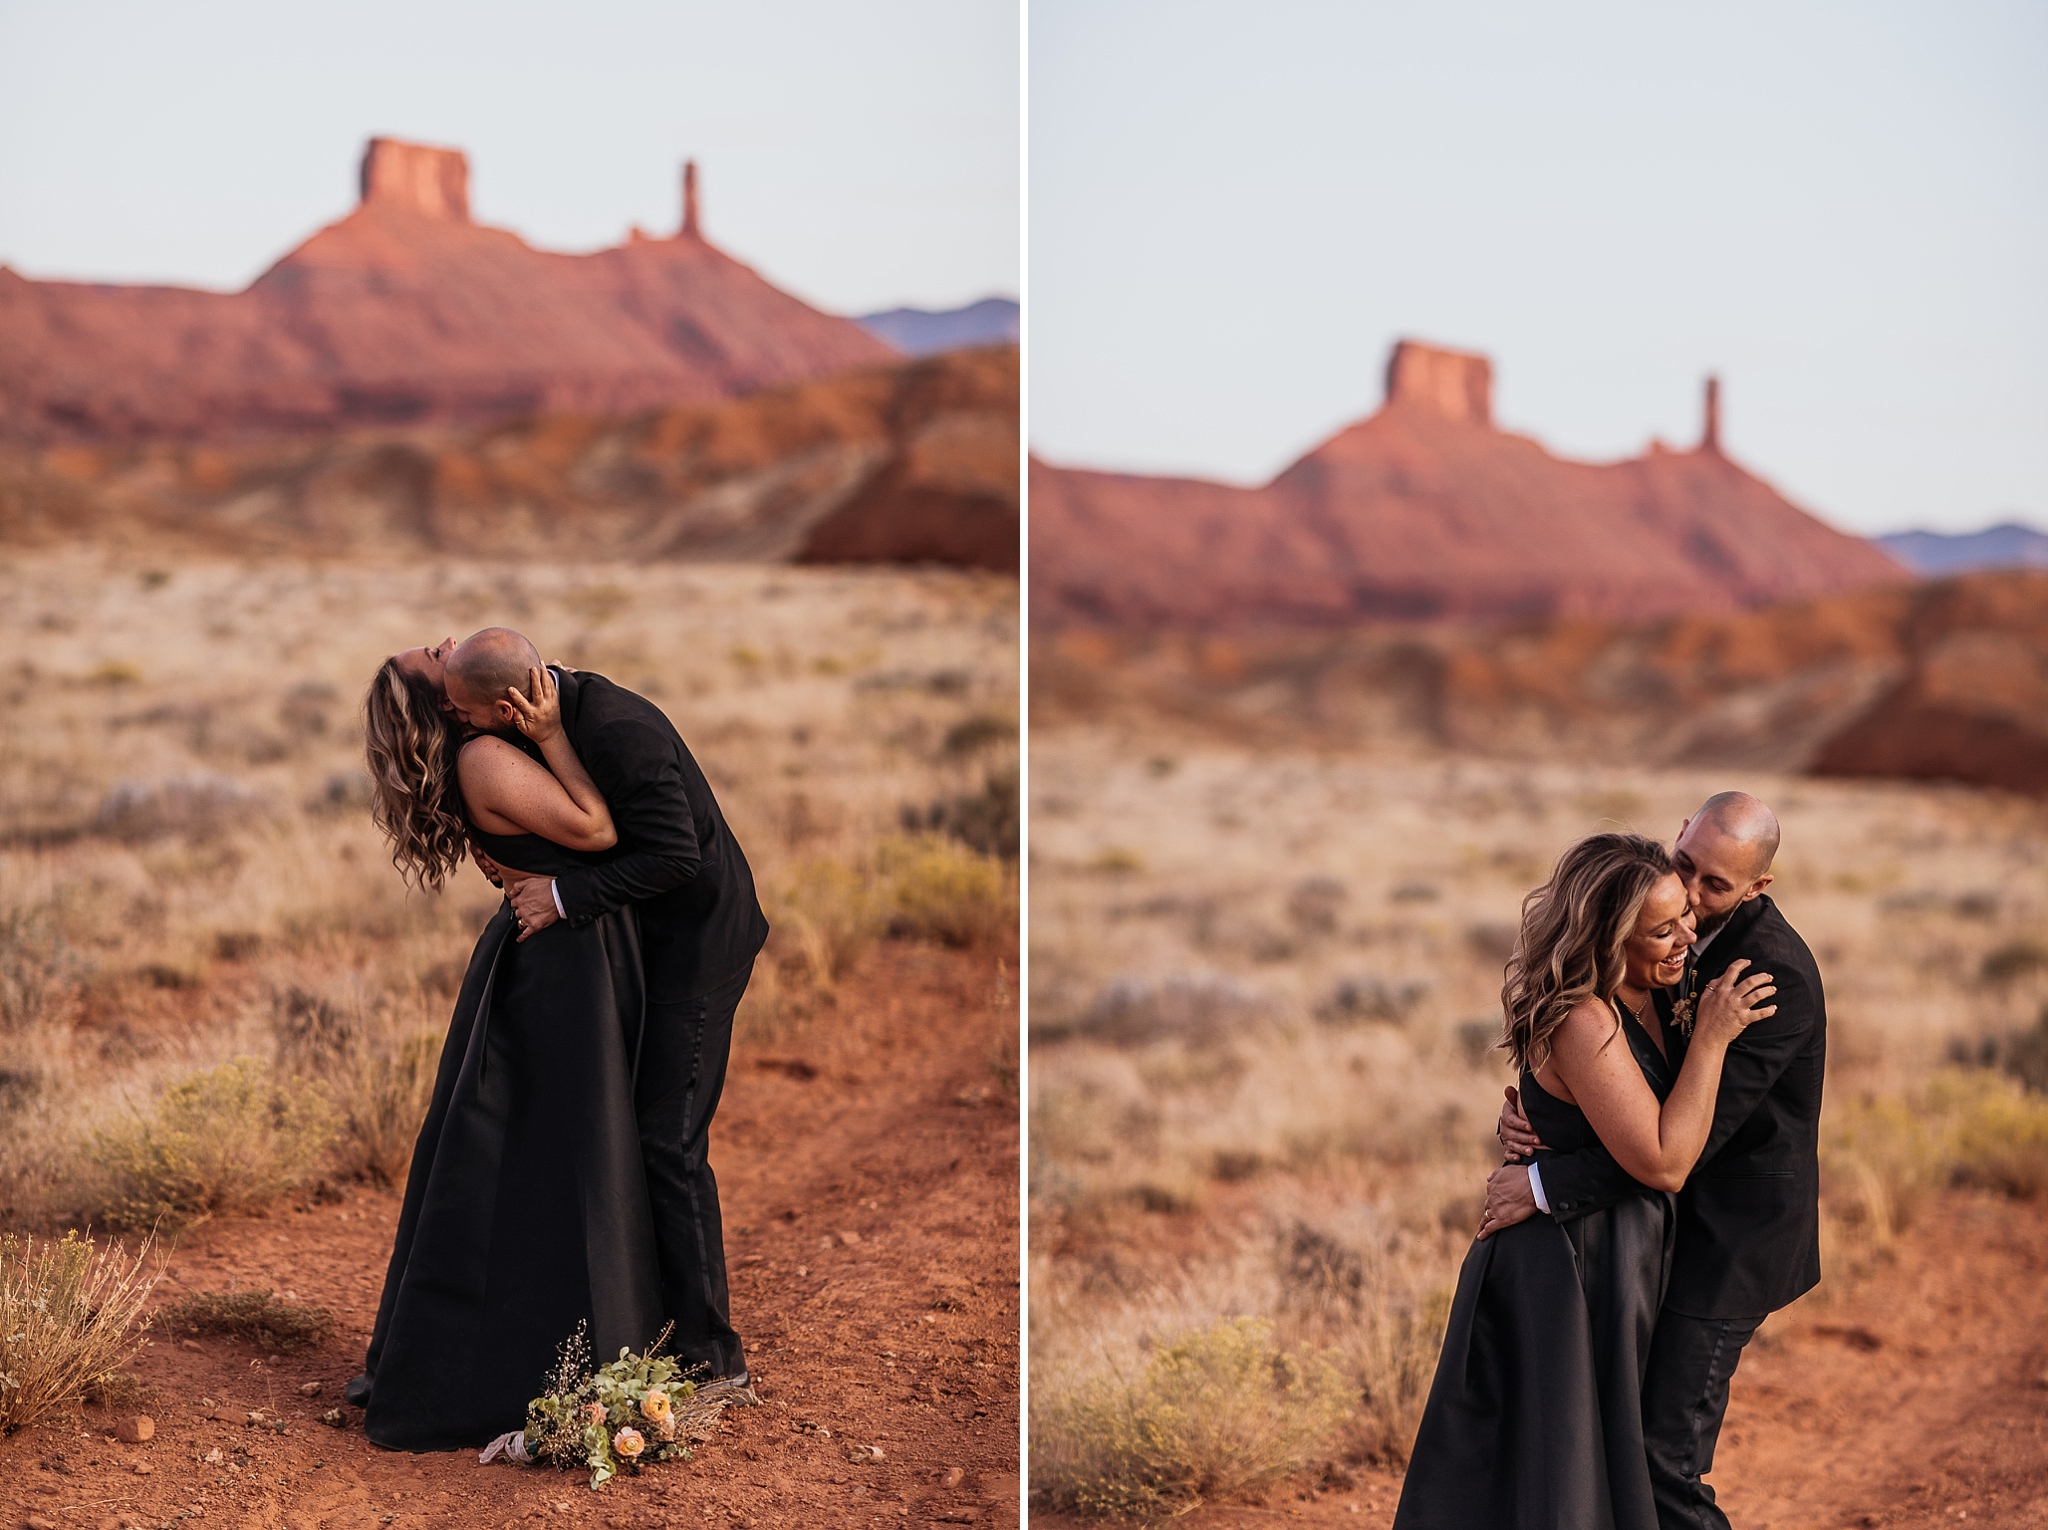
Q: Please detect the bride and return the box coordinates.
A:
[1393,832,1776,1530]
[352,653,665,1450]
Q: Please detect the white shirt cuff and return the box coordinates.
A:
[550,879,566,920]
[1527,1162,1550,1215]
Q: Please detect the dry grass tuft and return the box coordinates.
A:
[269,985,443,1184]
[1822,1068,2048,1249]
[88,1058,337,1230]
[159,1287,335,1352]
[772,856,882,989]
[0,1229,162,1431]
[1031,1316,1350,1520]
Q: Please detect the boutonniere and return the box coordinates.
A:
[1671,994,1696,1037]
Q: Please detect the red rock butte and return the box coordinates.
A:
[0,137,896,443]
[1031,340,1912,628]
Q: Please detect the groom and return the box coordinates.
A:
[1483,791,1826,1530]
[398,627,768,1386]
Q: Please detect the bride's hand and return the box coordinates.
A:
[503,664,561,746]
[1693,957,1777,1047]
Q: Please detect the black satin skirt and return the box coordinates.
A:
[1393,1190,1675,1530]
[360,902,666,1451]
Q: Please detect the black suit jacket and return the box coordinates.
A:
[535,669,768,1005]
[1533,893,1826,1319]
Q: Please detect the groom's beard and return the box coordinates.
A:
[1692,905,1738,942]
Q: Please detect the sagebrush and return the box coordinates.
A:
[0,1230,161,1432]
[89,1058,336,1230]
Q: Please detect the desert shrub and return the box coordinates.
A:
[903,761,1020,858]
[1272,1220,1457,1464]
[158,1288,334,1352]
[2002,1005,2048,1094]
[91,773,266,842]
[878,834,1016,948]
[270,985,441,1184]
[1980,940,2048,984]
[1823,1071,2048,1243]
[1940,1071,2048,1198]
[1082,972,1270,1048]
[772,856,883,987]
[0,1230,161,1432]
[89,1058,336,1230]
[0,899,82,1032]
[1821,1094,1945,1245]
[1032,1317,1349,1519]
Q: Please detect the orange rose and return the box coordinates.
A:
[613,1426,645,1459]
[641,1389,672,1424]
[581,1402,607,1426]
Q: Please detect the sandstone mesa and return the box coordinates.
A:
[0,138,896,444]
[1030,340,1910,629]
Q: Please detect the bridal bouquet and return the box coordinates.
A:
[513,1323,737,1489]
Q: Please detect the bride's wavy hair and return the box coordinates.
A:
[363,657,468,893]
[1500,832,1674,1073]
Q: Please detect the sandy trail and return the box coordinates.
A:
[1033,1190,2048,1528]
[2,942,1020,1530]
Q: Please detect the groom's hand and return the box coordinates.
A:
[1497,1085,1544,1161]
[1476,1163,1540,1240]
[508,877,562,942]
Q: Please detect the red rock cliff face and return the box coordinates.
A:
[1031,341,1911,628]
[0,139,895,444]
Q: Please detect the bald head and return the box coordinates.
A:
[1694,791,1780,875]
[444,627,542,730]
[1674,791,1780,934]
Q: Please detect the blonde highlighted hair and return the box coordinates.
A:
[1500,832,1674,1073]
[363,657,468,892]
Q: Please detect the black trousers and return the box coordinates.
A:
[1643,1309,1766,1530]
[635,959,752,1379]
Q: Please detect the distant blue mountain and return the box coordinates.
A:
[1875,522,2048,576]
[857,297,1018,357]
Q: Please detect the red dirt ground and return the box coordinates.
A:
[1034,1190,2048,1528]
[1,941,1020,1530]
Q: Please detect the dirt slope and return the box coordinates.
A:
[1032,570,2048,795]
[0,942,1020,1530]
[1031,1190,2048,1528]
[0,347,1019,571]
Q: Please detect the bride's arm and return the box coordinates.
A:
[1545,961,1776,1192]
[457,668,616,851]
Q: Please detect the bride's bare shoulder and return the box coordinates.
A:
[1554,996,1623,1051]
[456,733,529,783]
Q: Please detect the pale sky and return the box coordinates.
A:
[0,0,1019,316]
[1031,0,2047,536]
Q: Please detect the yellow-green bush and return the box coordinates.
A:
[878,833,1016,949]
[0,1230,161,1432]
[1822,1070,2048,1246]
[1939,1070,2048,1198]
[89,1058,336,1230]
[1032,1317,1350,1519]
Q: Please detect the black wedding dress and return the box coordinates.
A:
[1393,1002,1677,1530]
[358,828,667,1451]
